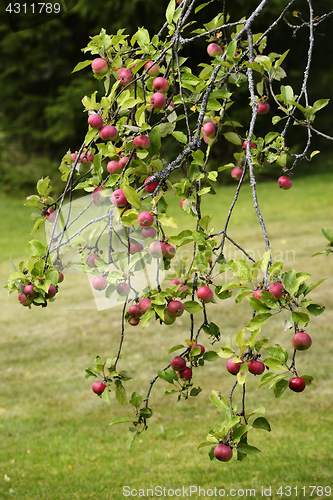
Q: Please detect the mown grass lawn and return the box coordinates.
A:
[0,172,333,500]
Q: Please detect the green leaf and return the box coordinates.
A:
[224,132,242,145]
[282,269,296,294]
[274,379,289,397]
[84,369,97,379]
[121,209,140,227]
[167,344,185,354]
[291,311,309,326]
[322,228,333,242]
[289,273,311,296]
[148,126,161,156]
[109,416,129,426]
[101,386,111,404]
[263,358,286,371]
[258,372,278,388]
[252,417,271,432]
[313,99,329,113]
[249,329,261,350]
[307,304,325,316]
[122,185,141,208]
[183,301,203,314]
[157,368,178,384]
[216,347,235,358]
[264,345,287,363]
[115,380,127,405]
[203,351,219,362]
[27,240,46,257]
[303,278,326,296]
[235,329,245,348]
[172,131,188,144]
[246,313,272,331]
[226,40,237,61]
[158,213,177,229]
[136,27,150,49]
[237,443,261,455]
[281,85,294,106]
[166,0,176,24]
[210,390,229,410]
[72,60,93,73]
[129,392,144,407]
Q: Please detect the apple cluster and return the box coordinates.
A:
[17,271,64,308]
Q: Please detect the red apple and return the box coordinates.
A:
[92,381,107,394]
[91,58,108,76]
[58,272,64,283]
[171,356,186,372]
[214,444,233,462]
[22,285,35,298]
[248,360,265,375]
[153,77,169,93]
[202,122,216,137]
[129,304,142,318]
[46,209,57,222]
[88,254,100,267]
[178,366,192,380]
[116,282,131,296]
[118,68,132,86]
[128,316,140,326]
[163,243,176,260]
[92,186,104,206]
[180,199,195,211]
[278,176,292,189]
[196,286,213,303]
[207,43,222,57]
[133,135,150,149]
[150,92,166,110]
[252,289,263,301]
[148,240,166,258]
[99,125,118,141]
[141,227,157,239]
[226,357,244,375]
[145,60,160,76]
[170,279,181,286]
[191,344,205,356]
[258,102,270,115]
[92,276,107,291]
[118,157,131,169]
[144,176,158,193]
[88,114,104,129]
[129,242,144,254]
[107,160,122,174]
[18,292,33,306]
[243,140,257,149]
[289,377,306,392]
[167,300,184,317]
[111,189,127,207]
[163,308,176,325]
[139,298,151,313]
[138,211,154,227]
[71,153,77,163]
[269,282,284,299]
[80,153,94,164]
[46,285,57,298]
[231,167,243,180]
[292,331,312,351]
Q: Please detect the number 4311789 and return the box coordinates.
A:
[6,3,61,14]
[276,486,331,496]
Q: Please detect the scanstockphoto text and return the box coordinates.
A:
[122,485,332,497]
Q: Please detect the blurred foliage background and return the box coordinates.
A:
[0,0,332,195]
